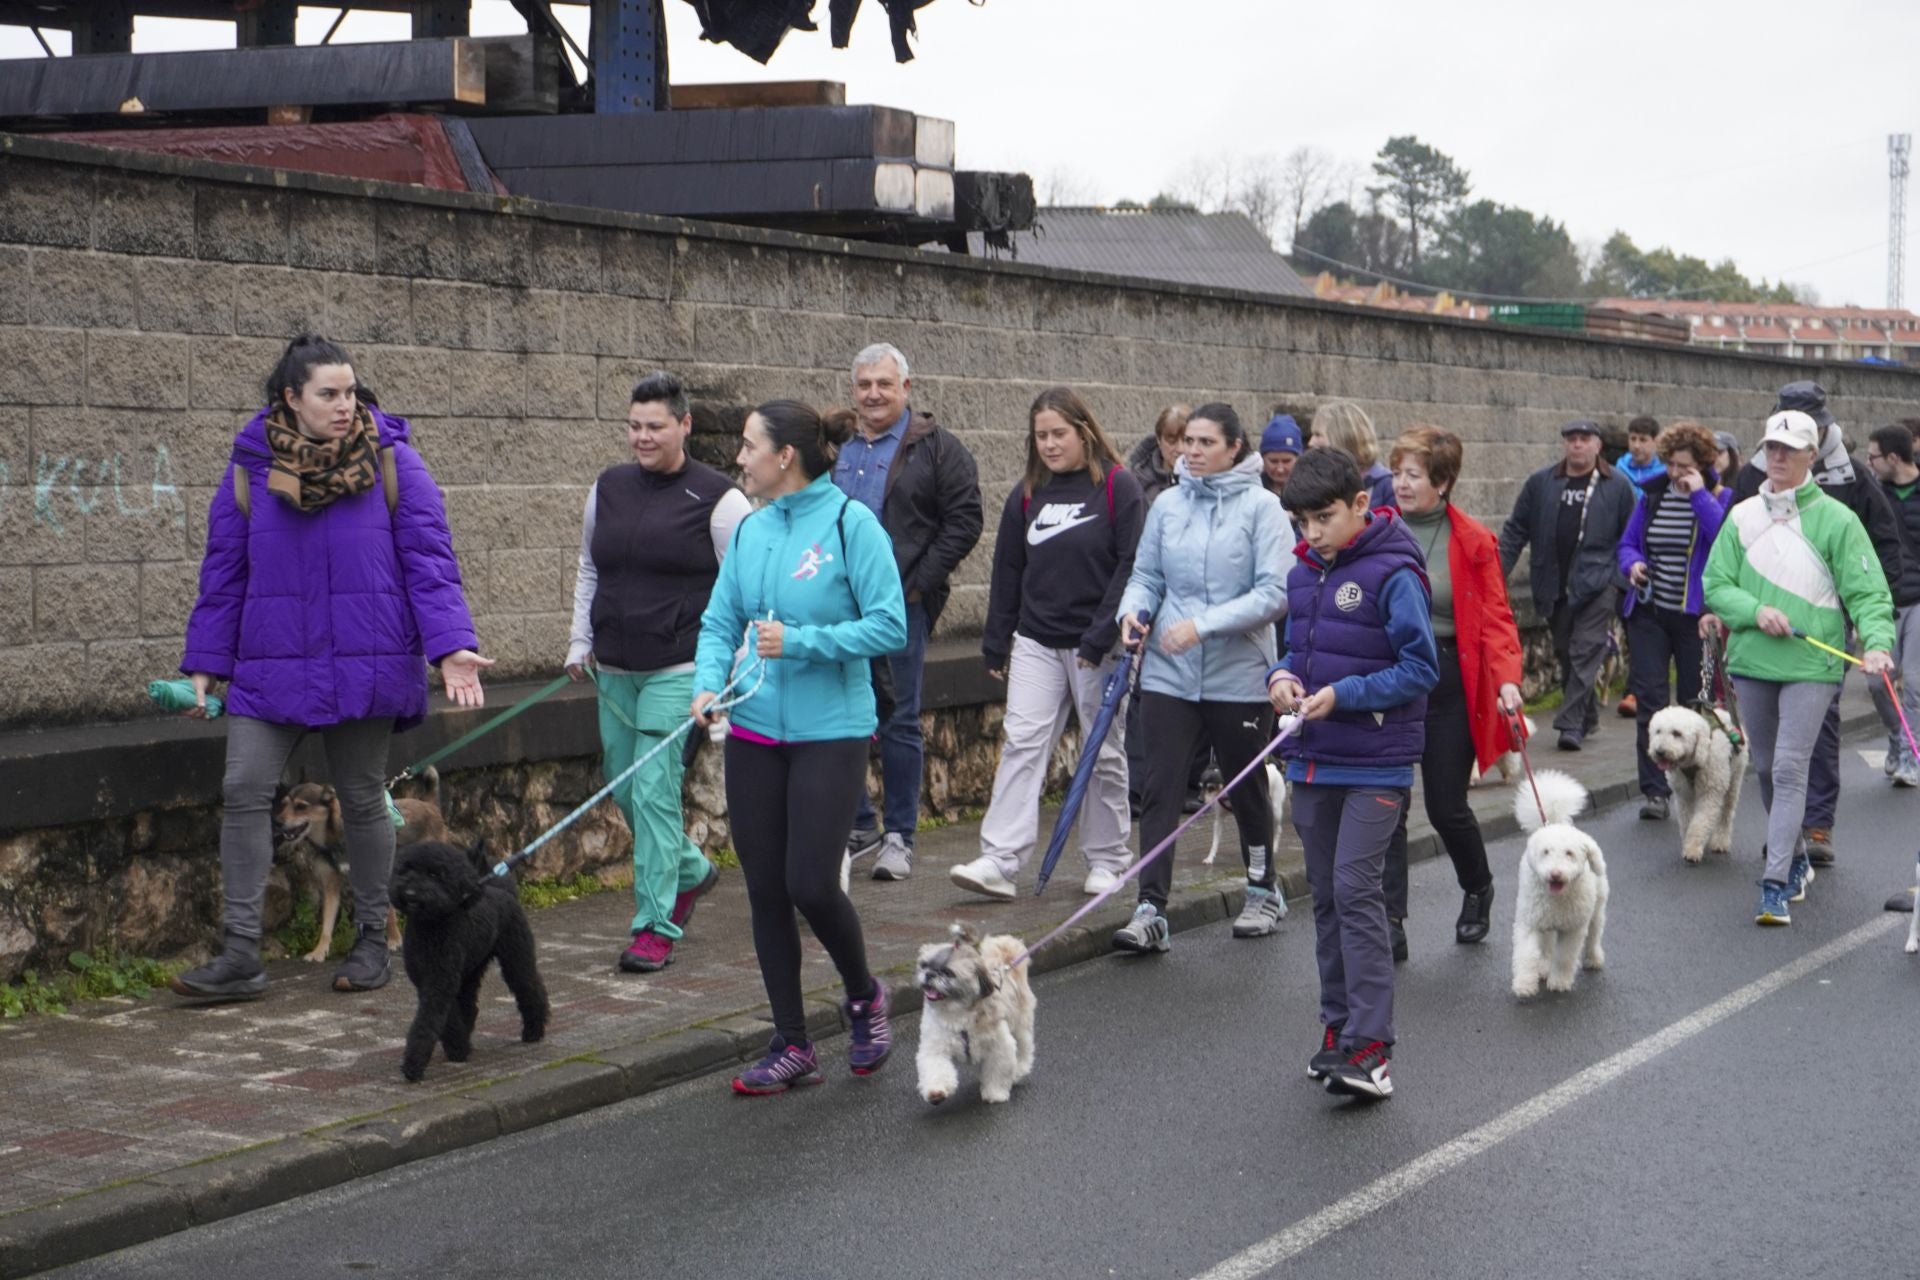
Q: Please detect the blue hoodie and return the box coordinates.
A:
[694,473,908,743]
[1117,452,1292,702]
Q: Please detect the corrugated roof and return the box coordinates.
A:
[967,206,1311,298]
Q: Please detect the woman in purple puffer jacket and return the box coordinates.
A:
[170,334,490,1001]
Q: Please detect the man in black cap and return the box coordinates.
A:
[1730,380,1912,868]
[1499,419,1639,750]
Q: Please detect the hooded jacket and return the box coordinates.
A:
[1127,434,1180,507]
[1497,455,1637,610]
[858,409,983,625]
[1116,453,1292,702]
[1704,475,1895,685]
[1732,424,1915,606]
[694,472,908,743]
[180,406,478,732]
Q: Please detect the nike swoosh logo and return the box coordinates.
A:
[1028,513,1102,545]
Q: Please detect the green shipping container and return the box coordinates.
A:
[1488,303,1587,330]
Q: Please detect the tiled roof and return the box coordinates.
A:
[969,207,1311,298]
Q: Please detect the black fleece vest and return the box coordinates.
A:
[589,460,735,671]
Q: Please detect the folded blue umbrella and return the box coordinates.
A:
[1035,617,1148,895]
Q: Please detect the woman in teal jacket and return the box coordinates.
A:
[693,400,907,1096]
[1113,403,1294,951]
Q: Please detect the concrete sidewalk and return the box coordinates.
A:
[0,685,1883,1277]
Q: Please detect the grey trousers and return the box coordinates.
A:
[1549,587,1620,739]
[1293,782,1406,1049]
[1731,678,1834,885]
[220,715,396,940]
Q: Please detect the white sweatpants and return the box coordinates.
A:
[978,634,1132,876]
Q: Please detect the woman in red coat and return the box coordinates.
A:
[1381,425,1525,949]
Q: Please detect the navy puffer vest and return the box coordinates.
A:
[1283,512,1430,769]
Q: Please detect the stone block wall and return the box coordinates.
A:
[4,133,1920,736]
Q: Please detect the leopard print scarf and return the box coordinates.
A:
[264,405,381,513]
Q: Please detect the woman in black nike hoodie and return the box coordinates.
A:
[950,387,1146,901]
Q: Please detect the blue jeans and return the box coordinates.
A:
[854,600,928,843]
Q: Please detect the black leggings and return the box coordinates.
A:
[1386,644,1494,917]
[1137,693,1275,908]
[724,735,876,1046]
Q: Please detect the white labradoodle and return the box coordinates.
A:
[1471,716,1536,788]
[1511,770,1609,999]
[1645,704,1746,863]
[914,923,1036,1105]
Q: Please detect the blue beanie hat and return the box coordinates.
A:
[1260,414,1303,455]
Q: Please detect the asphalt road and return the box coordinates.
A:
[54,734,1920,1280]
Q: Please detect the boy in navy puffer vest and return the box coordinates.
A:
[1269,448,1439,1101]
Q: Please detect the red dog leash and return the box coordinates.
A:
[1505,708,1547,827]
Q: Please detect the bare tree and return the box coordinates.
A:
[1168,154,1233,213]
[1232,153,1285,244]
[1039,165,1098,208]
[1280,146,1332,248]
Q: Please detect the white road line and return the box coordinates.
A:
[1191,914,1898,1280]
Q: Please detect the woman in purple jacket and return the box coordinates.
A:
[1617,421,1725,821]
[171,334,489,1000]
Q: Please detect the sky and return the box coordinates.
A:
[4,0,1917,307]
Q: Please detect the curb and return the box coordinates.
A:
[0,710,1877,1278]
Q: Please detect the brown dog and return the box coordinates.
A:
[274,766,447,962]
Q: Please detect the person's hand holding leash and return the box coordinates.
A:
[691,691,720,725]
[1300,686,1338,721]
[1755,606,1793,638]
[1865,649,1894,677]
[1267,670,1303,714]
[754,620,785,658]
[1497,682,1523,714]
[1699,612,1723,640]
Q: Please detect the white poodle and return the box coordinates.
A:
[1511,769,1608,998]
[1645,704,1746,863]
[1471,716,1536,788]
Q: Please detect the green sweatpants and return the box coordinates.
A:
[596,667,713,939]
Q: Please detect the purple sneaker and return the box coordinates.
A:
[731,1038,823,1096]
[669,862,720,931]
[845,981,893,1076]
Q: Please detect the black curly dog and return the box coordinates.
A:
[390,841,549,1082]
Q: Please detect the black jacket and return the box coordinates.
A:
[1733,456,1916,606]
[1498,457,1637,610]
[1127,435,1179,507]
[875,409,983,625]
[982,467,1146,669]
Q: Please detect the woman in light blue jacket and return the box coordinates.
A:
[692,400,907,1096]
[1113,403,1294,951]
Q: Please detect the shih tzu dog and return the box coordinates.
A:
[914,923,1036,1105]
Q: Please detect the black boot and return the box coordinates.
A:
[332,924,392,993]
[170,932,267,1000]
[1389,917,1409,964]
[1455,883,1496,945]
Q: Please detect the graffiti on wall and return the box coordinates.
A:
[0,447,185,534]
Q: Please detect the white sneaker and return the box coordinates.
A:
[950,856,1017,901]
[1082,866,1122,897]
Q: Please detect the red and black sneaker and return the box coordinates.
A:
[1323,1040,1393,1100]
[1308,1023,1345,1081]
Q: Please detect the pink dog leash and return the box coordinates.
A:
[1006,715,1302,971]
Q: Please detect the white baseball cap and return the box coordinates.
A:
[1761,409,1820,453]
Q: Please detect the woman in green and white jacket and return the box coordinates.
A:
[693,400,907,1095]
[1703,409,1894,927]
